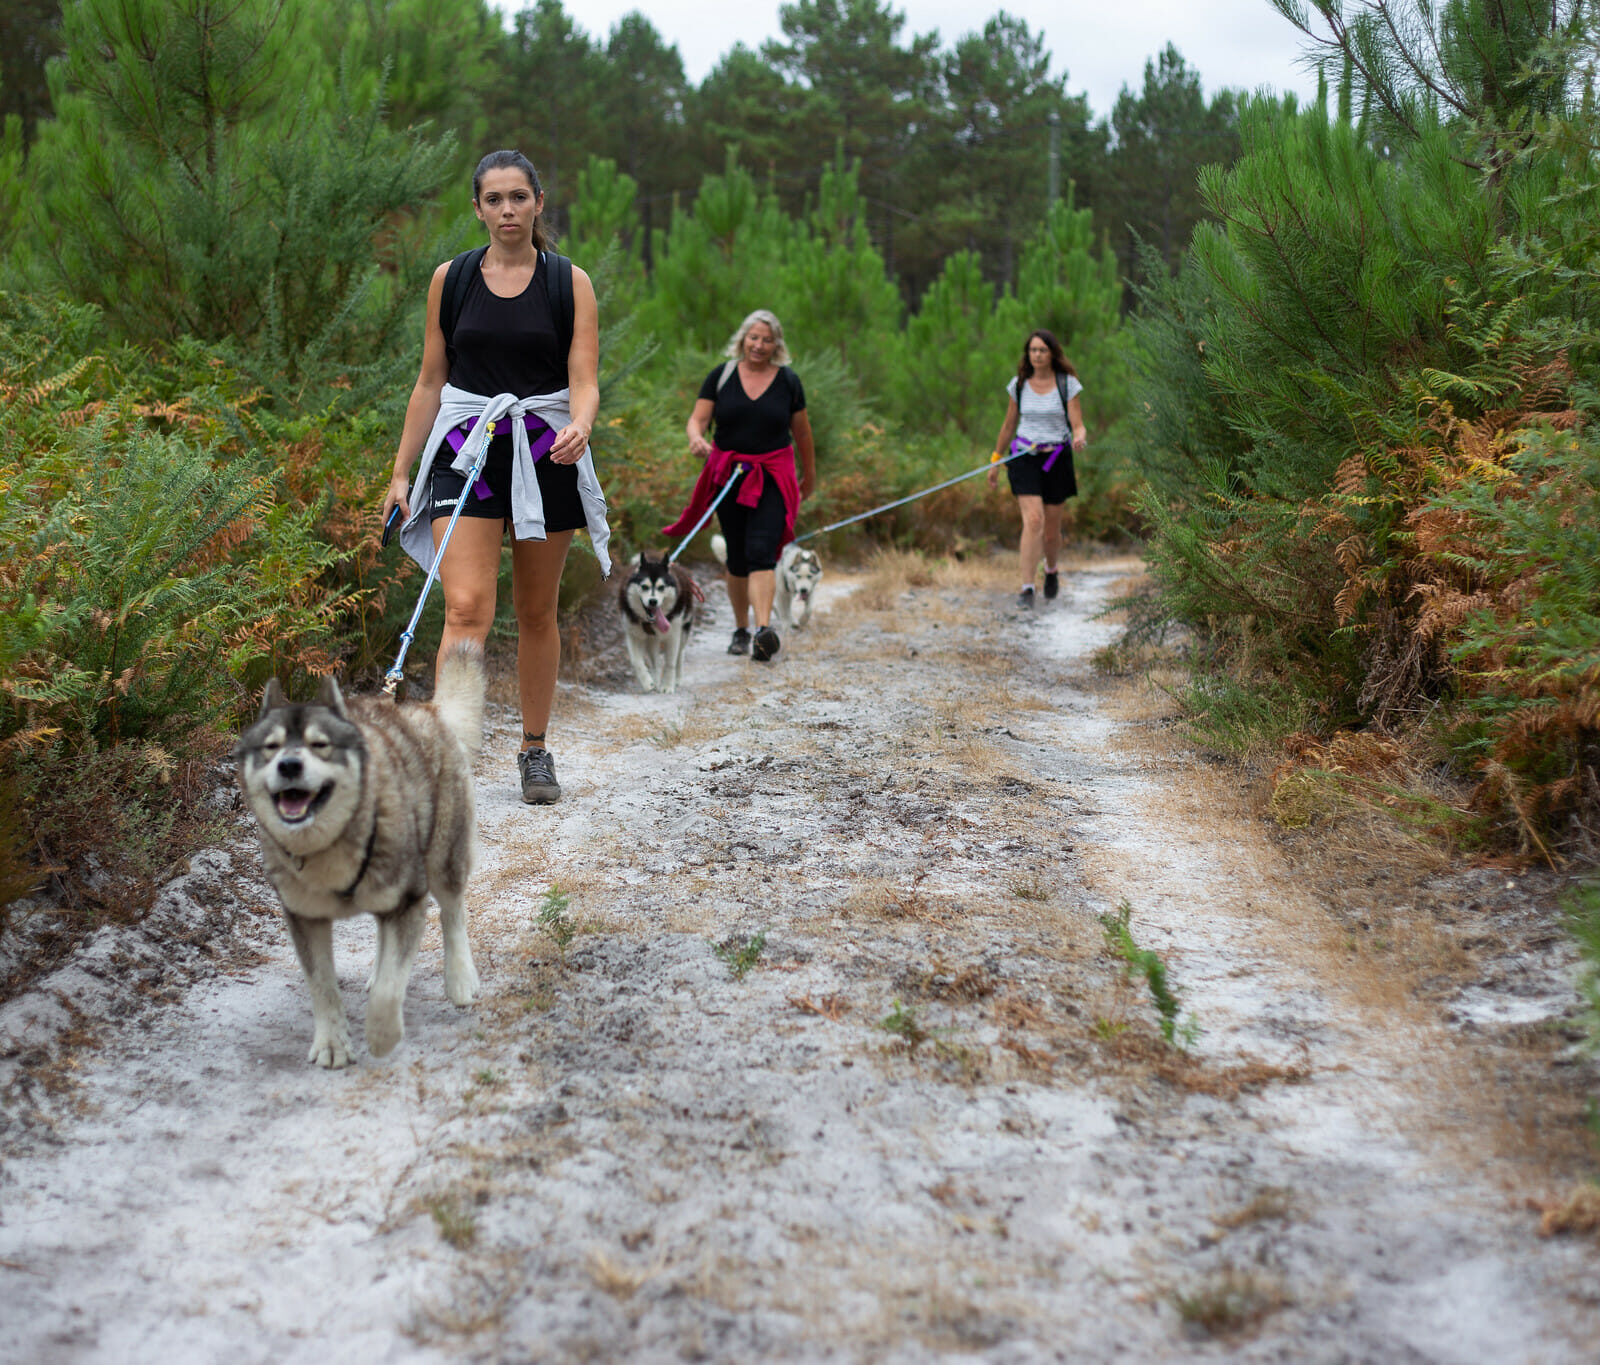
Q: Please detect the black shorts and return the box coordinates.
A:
[1005,446,1077,505]
[428,432,586,532]
[716,469,787,575]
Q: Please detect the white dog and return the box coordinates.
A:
[619,551,696,692]
[775,542,823,630]
[709,535,823,633]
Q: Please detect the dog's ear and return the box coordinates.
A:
[630,550,643,568]
[313,673,349,718]
[258,677,287,720]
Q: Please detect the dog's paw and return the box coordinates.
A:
[308,1025,353,1069]
[445,954,479,1007]
[365,999,405,1058]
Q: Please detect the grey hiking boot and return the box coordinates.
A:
[1017,586,1036,610]
[751,626,781,662]
[517,747,561,804]
[728,627,752,656]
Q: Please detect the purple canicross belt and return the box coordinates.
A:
[444,412,556,500]
[1010,437,1068,472]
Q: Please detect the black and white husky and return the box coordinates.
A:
[774,542,823,630]
[620,551,696,693]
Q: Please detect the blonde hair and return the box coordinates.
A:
[724,309,791,365]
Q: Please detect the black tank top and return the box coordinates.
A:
[448,260,567,397]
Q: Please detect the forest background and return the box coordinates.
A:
[1,0,1598,1038]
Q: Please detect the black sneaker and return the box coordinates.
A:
[751,626,781,661]
[1017,586,1036,609]
[728,627,752,656]
[1043,570,1060,600]
[517,747,561,804]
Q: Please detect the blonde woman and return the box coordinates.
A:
[988,328,1087,607]
[667,310,816,661]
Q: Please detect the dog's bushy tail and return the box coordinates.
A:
[710,533,728,567]
[432,643,486,759]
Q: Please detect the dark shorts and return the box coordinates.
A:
[1005,446,1077,505]
[717,469,787,575]
[428,433,586,533]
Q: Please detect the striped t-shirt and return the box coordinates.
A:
[1006,372,1083,445]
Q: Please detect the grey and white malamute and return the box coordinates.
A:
[235,646,484,1069]
[775,542,823,631]
[620,551,696,693]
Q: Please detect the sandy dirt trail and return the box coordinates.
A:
[1,554,1596,1363]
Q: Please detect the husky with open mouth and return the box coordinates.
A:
[775,542,823,631]
[234,645,484,1068]
[620,550,697,693]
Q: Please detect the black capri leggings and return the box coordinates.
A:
[716,469,787,575]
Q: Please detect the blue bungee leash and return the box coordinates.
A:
[791,446,1034,545]
[665,463,744,565]
[382,415,499,698]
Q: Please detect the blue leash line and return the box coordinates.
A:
[792,447,1032,545]
[382,418,499,696]
[666,464,744,565]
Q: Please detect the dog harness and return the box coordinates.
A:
[663,444,801,550]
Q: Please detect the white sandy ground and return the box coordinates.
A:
[1,557,1597,1362]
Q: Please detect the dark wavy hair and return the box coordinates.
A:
[1016,328,1076,390]
[472,150,549,251]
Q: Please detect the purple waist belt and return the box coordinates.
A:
[445,412,557,500]
[1010,437,1068,472]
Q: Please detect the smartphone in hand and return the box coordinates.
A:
[381,505,402,548]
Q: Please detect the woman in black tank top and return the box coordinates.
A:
[381,150,602,805]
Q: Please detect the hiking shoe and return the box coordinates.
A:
[1043,570,1060,600]
[728,627,752,656]
[1017,586,1036,610]
[751,626,781,662]
[517,747,561,804]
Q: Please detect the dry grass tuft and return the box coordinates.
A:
[585,1245,660,1298]
[1214,1186,1297,1232]
[790,993,850,1021]
[1174,1265,1289,1337]
[1531,1184,1600,1238]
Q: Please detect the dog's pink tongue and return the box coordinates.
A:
[652,607,671,634]
[276,791,312,821]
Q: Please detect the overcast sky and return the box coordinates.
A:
[499,1,1324,119]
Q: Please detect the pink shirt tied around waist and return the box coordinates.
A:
[663,444,801,549]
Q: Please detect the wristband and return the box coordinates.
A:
[990,449,1003,464]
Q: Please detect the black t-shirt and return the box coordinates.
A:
[697,364,806,455]
[448,260,567,398]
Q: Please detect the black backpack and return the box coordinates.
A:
[440,245,574,368]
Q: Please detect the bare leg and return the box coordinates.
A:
[285,913,351,1069]
[367,900,427,1058]
[509,530,574,747]
[1016,495,1045,590]
[748,569,776,629]
[433,516,504,682]
[1042,502,1065,573]
[726,573,750,630]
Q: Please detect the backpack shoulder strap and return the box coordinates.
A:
[1056,370,1071,409]
[543,250,575,361]
[715,359,737,393]
[440,246,487,357]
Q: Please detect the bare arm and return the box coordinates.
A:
[1068,395,1087,451]
[549,265,599,465]
[687,397,715,459]
[988,395,1020,489]
[791,409,816,500]
[382,261,452,523]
